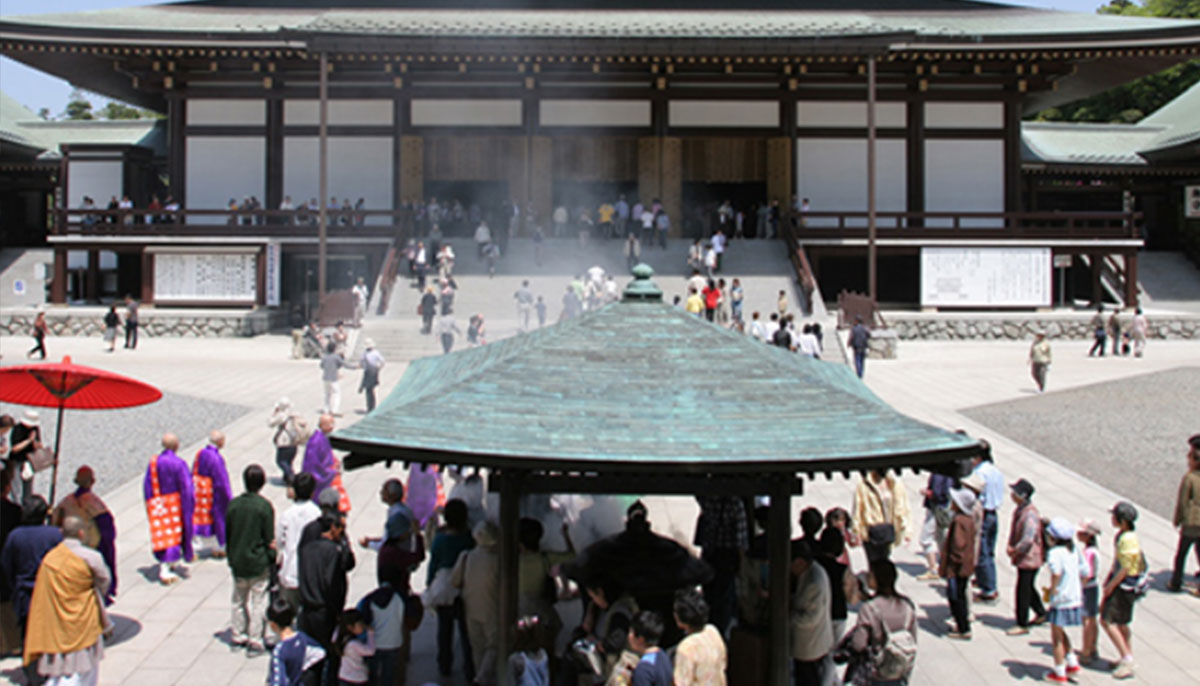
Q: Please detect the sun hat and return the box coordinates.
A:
[1010,478,1035,500]
[961,473,985,494]
[20,410,39,425]
[364,338,376,348]
[1078,519,1101,537]
[949,488,976,514]
[1047,517,1075,541]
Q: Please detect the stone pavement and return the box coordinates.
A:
[1,292,1199,685]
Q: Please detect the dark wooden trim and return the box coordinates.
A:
[85,249,100,302]
[51,248,67,304]
[256,244,267,307]
[167,95,186,207]
[508,474,804,496]
[140,250,154,304]
[533,125,653,136]
[393,95,404,210]
[1003,99,1022,212]
[282,125,396,137]
[796,127,907,138]
[924,128,1006,139]
[407,125,526,136]
[184,125,266,137]
[768,476,794,686]
[667,126,785,137]
[266,99,284,210]
[906,99,925,218]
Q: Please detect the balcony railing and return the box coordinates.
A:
[54,208,415,238]
[792,211,1141,240]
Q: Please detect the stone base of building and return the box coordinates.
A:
[0,307,284,339]
[885,312,1200,341]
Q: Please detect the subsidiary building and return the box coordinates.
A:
[1,0,1198,309]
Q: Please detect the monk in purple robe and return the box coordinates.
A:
[52,466,117,604]
[301,414,337,504]
[191,430,233,558]
[143,433,194,584]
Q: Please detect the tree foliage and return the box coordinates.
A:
[1029,0,1200,123]
[99,102,145,120]
[63,89,94,120]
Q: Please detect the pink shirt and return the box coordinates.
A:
[337,630,376,684]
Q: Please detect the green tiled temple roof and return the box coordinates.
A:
[332,268,980,475]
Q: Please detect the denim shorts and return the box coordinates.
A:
[1049,606,1082,627]
[1082,585,1100,617]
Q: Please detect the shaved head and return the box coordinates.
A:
[210,430,226,448]
[162,433,179,451]
[61,515,88,541]
[319,414,334,433]
[74,466,95,489]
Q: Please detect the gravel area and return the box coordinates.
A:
[962,366,1199,520]
[1,392,250,500]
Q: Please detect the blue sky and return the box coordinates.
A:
[2,0,1115,116]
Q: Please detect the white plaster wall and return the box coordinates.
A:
[187,99,266,126]
[796,101,906,128]
[283,137,393,223]
[67,160,122,207]
[284,99,395,126]
[410,99,522,127]
[924,139,1004,226]
[795,138,906,226]
[539,100,651,127]
[669,100,779,128]
[924,102,1003,129]
[185,137,266,223]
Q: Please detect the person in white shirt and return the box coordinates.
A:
[552,205,568,237]
[798,324,822,359]
[703,245,717,278]
[474,222,492,260]
[118,195,133,224]
[748,312,767,343]
[276,472,321,610]
[352,278,370,326]
[640,209,655,245]
[711,229,726,271]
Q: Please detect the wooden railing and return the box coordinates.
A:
[780,213,817,315]
[838,291,887,331]
[54,207,415,237]
[794,210,1141,239]
[375,244,402,316]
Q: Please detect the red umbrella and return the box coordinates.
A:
[0,356,162,505]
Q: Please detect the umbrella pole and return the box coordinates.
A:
[48,399,65,507]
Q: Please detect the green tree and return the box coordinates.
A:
[36,107,51,121]
[99,102,145,120]
[1029,0,1199,123]
[63,89,94,120]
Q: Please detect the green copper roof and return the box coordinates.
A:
[331,270,980,475]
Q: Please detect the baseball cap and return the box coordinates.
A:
[1010,478,1035,499]
[1047,517,1074,541]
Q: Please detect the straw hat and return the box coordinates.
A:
[20,410,39,426]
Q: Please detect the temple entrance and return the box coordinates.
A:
[682,182,767,240]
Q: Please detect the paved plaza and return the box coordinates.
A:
[1,273,1199,685]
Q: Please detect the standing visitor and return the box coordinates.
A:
[352,277,369,327]
[815,527,853,644]
[320,343,345,417]
[1168,433,1200,593]
[1129,307,1148,357]
[972,447,1005,605]
[268,397,305,486]
[0,497,62,646]
[27,311,47,360]
[1088,306,1107,357]
[850,316,871,379]
[102,306,120,352]
[437,313,462,355]
[535,296,547,328]
[297,513,354,670]
[267,596,326,686]
[508,616,549,686]
[474,221,492,260]
[8,411,43,504]
[1107,309,1123,356]
[615,195,630,238]
[1101,501,1146,680]
[124,295,139,349]
[357,572,408,686]
[852,470,911,564]
[1005,478,1047,635]
[693,496,747,635]
[1029,331,1052,393]
[640,206,655,246]
[702,279,720,323]
[711,228,726,270]
[841,560,917,686]
[628,611,673,686]
[672,589,726,686]
[334,609,375,686]
[225,464,275,656]
[685,288,704,318]
[514,281,535,332]
[51,466,117,604]
[790,541,833,686]
[420,287,438,335]
[917,471,953,581]
[277,473,320,611]
[359,339,385,413]
[21,517,109,686]
[941,488,977,640]
[1043,518,1083,683]
[655,211,670,249]
[144,433,194,585]
[427,499,475,680]
[729,279,744,324]
[625,233,642,271]
[1077,520,1102,665]
[193,430,233,559]
[452,521,500,686]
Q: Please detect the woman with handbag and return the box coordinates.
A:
[267,398,304,486]
[427,499,476,680]
[852,471,912,564]
[8,411,45,504]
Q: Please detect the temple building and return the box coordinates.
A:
[1,0,1198,309]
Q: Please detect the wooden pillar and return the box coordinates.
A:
[399,136,424,204]
[1090,252,1103,306]
[766,137,793,212]
[530,136,553,229]
[393,95,406,213]
[85,249,100,303]
[506,136,530,225]
[1124,251,1139,307]
[906,100,925,223]
[497,471,521,686]
[661,137,682,237]
[141,250,154,304]
[1003,99,1022,213]
[768,476,793,686]
[266,99,284,211]
[256,245,267,307]
[167,95,186,207]
[50,248,67,304]
[638,137,661,208]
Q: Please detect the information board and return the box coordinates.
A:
[920,247,1051,307]
[265,242,281,307]
[154,252,258,303]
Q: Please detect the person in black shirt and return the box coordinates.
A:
[297,513,354,681]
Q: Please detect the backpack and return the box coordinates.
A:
[869,598,917,681]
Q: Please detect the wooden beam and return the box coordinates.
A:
[497,471,521,686]
[507,474,804,496]
[768,476,793,686]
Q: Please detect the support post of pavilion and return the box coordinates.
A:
[867,56,878,302]
[317,50,329,298]
[497,470,522,686]
[768,475,794,685]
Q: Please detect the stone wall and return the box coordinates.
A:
[0,309,283,338]
[886,314,1200,341]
